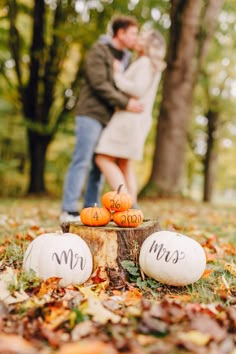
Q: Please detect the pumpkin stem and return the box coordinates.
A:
[117,184,123,194]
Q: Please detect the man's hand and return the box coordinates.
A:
[126,98,143,113]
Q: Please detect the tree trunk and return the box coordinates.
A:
[143,0,224,197]
[27,130,52,194]
[61,219,160,289]
[203,110,219,202]
[147,0,202,197]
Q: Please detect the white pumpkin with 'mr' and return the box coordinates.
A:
[23,232,93,286]
[139,231,206,286]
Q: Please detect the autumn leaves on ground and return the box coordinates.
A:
[0,198,235,354]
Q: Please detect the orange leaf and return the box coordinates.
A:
[201,269,212,278]
[0,334,36,354]
[57,340,117,354]
[205,251,217,263]
[165,294,192,302]
[0,246,6,256]
[91,267,107,284]
[44,308,71,330]
[222,243,236,255]
[37,277,61,297]
[124,288,142,306]
[224,263,236,277]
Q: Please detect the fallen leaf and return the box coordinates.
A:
[3,289,29,305]
[0,246,6,256]
[178,330,211,346]
[123,288,142,306]
[224,263,236,277]
[90,267,108,284]
[136,334,157,346]
[37,277,61,297]
[57,340,117,354]
[221,243,236,255]
[204,250,217,262]
[190,314,227,341]
[80,287,121,324]
[71,320,96,341]
[201,269,212,278]
[0,334,37,354]
[164,294,192,302]
[0,267,29,304]
[44,307,71,330]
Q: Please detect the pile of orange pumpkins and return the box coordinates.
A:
[80,184,144,228]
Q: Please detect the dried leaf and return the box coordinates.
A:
[0,267,29,304]
[201,269,212,278]
[71,320,96,341]
[80,287,121,324]
[178,330,211,346]
[36,277,61,297]
[3,290,29,305]
[90,267,108,284]
[123,288,142,306]
[224,263,236,277]
[221,243,236,255]
[190,314,227,341]
[136,334,158,346]
[0,246,6,256]
[44,308,71,330]
[0,334,37,354]
[57,340,117,354]
[164,294,192,302]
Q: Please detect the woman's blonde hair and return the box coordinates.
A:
[142,29,166,72]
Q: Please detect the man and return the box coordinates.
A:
[60,15,142,222]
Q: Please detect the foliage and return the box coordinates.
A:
[0,0,235,201]
[0,197,235,352]
[189,0,236,200]
[121,260,160,291]
[0,0,170,195]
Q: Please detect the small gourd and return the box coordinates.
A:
[102,184,132,212]
[139,231,206,286]
[113,209,144,228]
[80,204,111,226]
[23,232,93,286]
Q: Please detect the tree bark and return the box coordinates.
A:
[24,0,45,120]
[203,110,219,202]
[144,0,224,197]
[27,130,52,194]
[147,0,202,197]
[61,220,160,288]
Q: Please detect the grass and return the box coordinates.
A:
[0,196,235,305]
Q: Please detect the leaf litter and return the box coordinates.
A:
[0,198,235,353]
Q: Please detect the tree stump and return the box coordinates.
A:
[61,219,160,288]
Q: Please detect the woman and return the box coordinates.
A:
[95,29,166,205]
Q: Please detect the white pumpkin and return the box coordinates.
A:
[23,232,93,286]
[139,231,206,286]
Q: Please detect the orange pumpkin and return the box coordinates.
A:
[80,204,111,226]
[113,209,144,228]
[102,184,133,212]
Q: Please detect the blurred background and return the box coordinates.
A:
[0,0,235,204]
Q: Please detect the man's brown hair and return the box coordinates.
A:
[111,15,138,37]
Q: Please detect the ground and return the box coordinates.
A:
[0,197,235,354]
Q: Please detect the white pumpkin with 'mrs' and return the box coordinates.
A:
[139,231,206,286]
[23,232,93,286]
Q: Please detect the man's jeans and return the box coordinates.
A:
[62,115,104,212]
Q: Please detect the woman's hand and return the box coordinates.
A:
[113,59,122,73]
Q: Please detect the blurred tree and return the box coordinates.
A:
[143,0,224,197]
[1,0,169,195]
[188,0,236,202]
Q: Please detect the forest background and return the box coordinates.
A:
[0,0,236,205]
